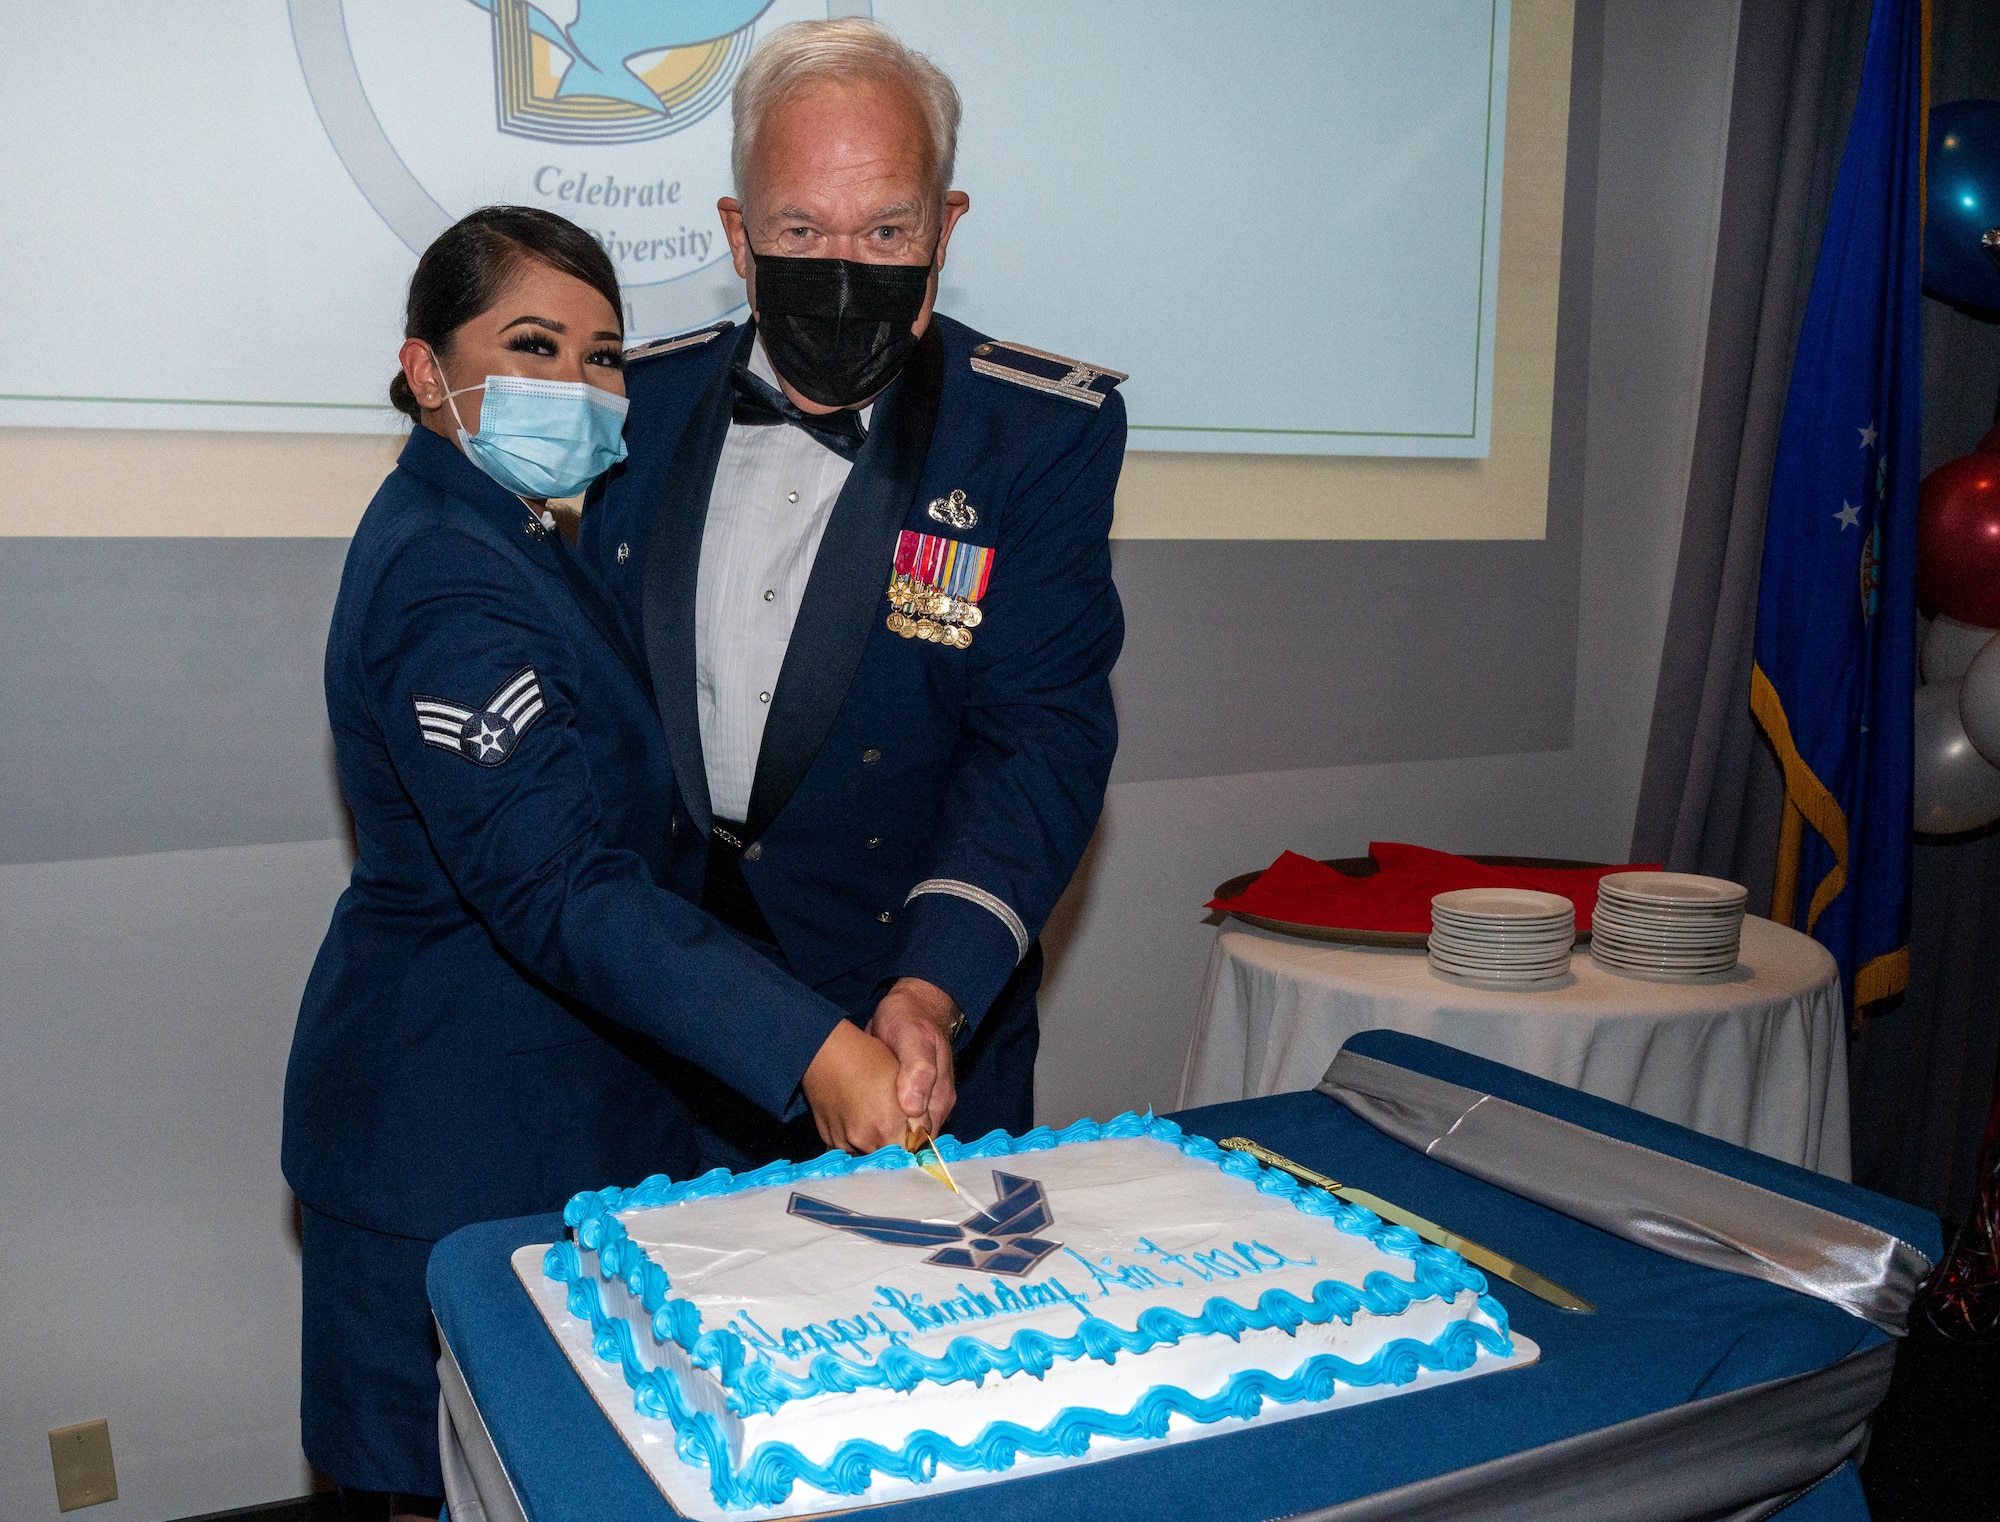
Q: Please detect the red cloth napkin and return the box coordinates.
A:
[1208,842,1661,935]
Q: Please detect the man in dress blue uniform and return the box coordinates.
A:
[580,18,1124,1163]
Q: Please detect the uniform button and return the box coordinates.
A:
[861,748,881,764]
[877,910,894,924]
[743,842,763,862]
[670,817,678,837]
[787,491,800,504]
[616,542,630,564]
[865,836,881,850]
[763,588,776,602]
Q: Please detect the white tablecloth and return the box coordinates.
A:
[1180,915,1851,1178]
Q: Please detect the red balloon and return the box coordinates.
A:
[1918,449,2000,623]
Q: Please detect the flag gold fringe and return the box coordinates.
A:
[1856,945,1911,1010]
[1773,797,1805,928]
[1751,663,1849,930]
[1750,663,1910,1005]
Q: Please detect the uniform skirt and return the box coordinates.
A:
[300,1203,446,1499]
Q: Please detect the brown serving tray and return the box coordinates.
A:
[1211,854,1606,948]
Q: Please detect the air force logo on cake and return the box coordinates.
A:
[291,0,848,338]
[788,1173,1064,1278]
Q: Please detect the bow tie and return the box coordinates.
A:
[729,365,868,461]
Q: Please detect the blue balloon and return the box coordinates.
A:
[1926,100,2000,319]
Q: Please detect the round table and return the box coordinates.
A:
[1179,915,1852,1178]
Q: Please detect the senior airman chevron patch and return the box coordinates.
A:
[412,666,545,767]
[969,340,1127,408]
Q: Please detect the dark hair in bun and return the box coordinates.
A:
[389,205,622,420]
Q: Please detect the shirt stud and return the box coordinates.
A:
[759,691,771,703]
[787,491,799,504]
[763,589,776,602]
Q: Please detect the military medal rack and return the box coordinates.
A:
[887,528,992,648]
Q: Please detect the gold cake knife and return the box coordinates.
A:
[1218,1137,1595,1313]
[906,1122,963,1196]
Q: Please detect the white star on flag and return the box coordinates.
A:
[1858,423,1878,449]
[1834,501,1862,530]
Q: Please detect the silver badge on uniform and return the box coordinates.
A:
[927,488,978,529]
[412,666,546,767]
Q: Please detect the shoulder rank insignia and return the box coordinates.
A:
[970,340,1127,409]
[886,530,992,648]
[623,320,733,363]
[412,666,545,767]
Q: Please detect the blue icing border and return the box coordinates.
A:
[547,1113,1516,1508]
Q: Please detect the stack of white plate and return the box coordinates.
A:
[1428,888,1576,986]
[1590,872,1747,980]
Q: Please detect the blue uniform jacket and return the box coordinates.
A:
[579,314,1123,1136]
[283,425,847,1240]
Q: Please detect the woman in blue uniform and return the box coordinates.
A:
[282,207,910,1521]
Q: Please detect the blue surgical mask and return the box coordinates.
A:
[437,366,629,500]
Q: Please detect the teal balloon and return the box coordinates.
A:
[1925,100,2000,319]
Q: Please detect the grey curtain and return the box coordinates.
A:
[1631,0,2000,1223]
[1629,0,1871,895]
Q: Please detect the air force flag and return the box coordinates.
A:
[413,666,547,767]
[1750,0,1925,1009]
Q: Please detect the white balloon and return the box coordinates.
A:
[1922,614,2000,683]
[1962,636,2000,767]
[1915,679,2000,834]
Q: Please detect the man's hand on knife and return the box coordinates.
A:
[868,976,961,1137]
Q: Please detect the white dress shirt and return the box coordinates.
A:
[695,338,870,823]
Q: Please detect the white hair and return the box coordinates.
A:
[731,18,962,207]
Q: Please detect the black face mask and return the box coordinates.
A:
[749,244,934,409]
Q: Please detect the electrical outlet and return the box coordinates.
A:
[48,1420,118,1511]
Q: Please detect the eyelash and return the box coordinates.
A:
[503,334,622,369]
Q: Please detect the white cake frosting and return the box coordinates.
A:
[536,1114,1534,1513]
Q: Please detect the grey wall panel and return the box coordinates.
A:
[1107,532,1582,783]
[1036,748,1626,1127]
[0,838,351,1521]
[0,539,351,866]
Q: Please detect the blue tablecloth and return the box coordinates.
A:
[430,1033,1939,1522]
